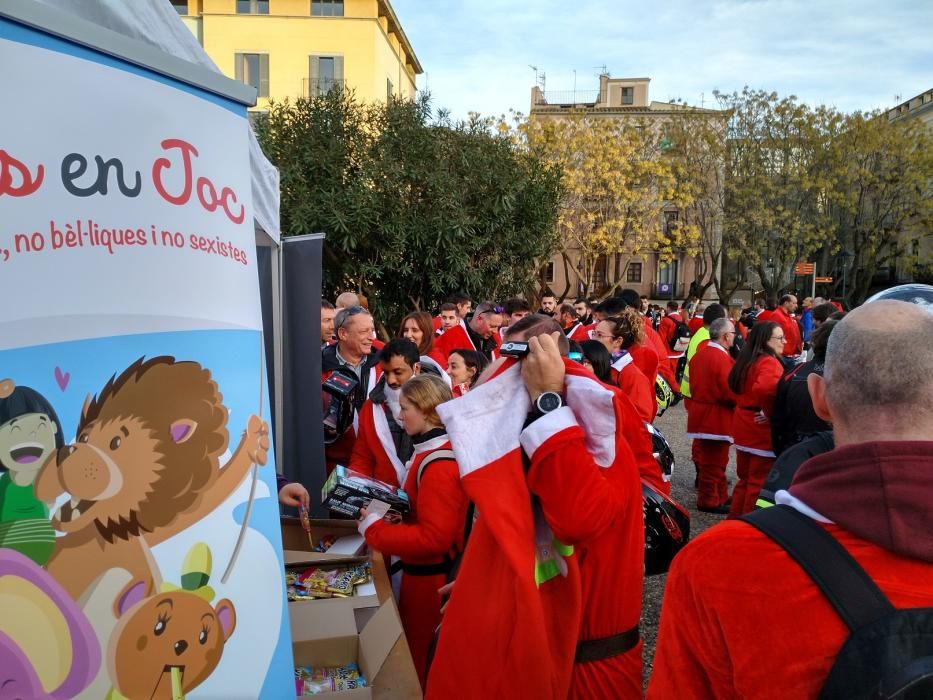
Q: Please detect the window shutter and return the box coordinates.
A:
[309,56,320,95]
[234,53,243,83]
[259,54,269,97]
[334,56,344,86]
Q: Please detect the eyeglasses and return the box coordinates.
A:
[772,335,786,342]
[589,329,615,340]
[336,305,367,330]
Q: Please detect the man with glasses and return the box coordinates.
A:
[322,305,381,472]
[685,318,739,513]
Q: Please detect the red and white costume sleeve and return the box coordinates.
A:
[610,353,657,423]
[569,322,590,343]
[347,399,404,488]
[685,343,738,442]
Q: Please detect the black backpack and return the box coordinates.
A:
[669,319,692,352]
[743,506,933,699]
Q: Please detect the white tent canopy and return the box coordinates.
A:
[35,0,281,244]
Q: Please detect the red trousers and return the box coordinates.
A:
[692,439,731,508]
[728,451,774,517]
[398,571,446,689]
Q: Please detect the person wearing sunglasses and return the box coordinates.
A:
[590,311,657,423]
[726,321,785,516]
[321,305,382,472]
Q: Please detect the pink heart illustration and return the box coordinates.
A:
[54,367,70,392]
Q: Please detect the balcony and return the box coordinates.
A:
[301,78,346,98]
[533,89,604,107]
[651,282,686,300]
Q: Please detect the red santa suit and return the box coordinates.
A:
[427,360,647,699]
[685,342,738,508]
[728,354,783,516]
[642,318,680,393]
[649,441,933,700]
[433,322,500,362]
[347,395,406,488]
[688,315,704,334]
[628,342,659,383]
[658,312,685,380]
[610,353,657,424]
[361,432,468,689]
[773,306,803,357]
[568,322,591,343]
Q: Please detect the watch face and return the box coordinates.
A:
[538,392,562,412]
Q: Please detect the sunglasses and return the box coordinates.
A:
[336,305,367,330]
[479,305,505,315]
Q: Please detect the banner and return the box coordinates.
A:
[0,13,292,700]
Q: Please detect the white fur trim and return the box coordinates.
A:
[519,407,578,459]
[437,363,528,478]
[372,402,407,486]
[565,373,617,467]
[611,353,634,372]
[358,512,383,535]
[774,490,834,523]
[685,432,733,442]
[420,356,452,387]
[734,444,776,458]
[413,434,450,455]
[709,342,729,355]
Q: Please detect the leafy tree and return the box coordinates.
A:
[255,91,561,332]
[521,112,699,298]
[825,111,933,305]
[716,88,840,299]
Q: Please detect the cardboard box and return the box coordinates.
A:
[322,466,410,519]
[282,517,369,567]
[292,600,403,699]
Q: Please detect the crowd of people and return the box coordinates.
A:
[292,283,933,699]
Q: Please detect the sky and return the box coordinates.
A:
[391,0,932,120]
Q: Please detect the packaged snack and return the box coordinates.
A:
[321,466,410,519]
[296,664,366,695]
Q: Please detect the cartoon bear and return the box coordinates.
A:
[107,543,236,700]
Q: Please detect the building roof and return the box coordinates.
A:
[379,0,423,75]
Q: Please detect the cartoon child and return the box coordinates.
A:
[0,378,63,565]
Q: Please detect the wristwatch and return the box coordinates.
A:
[535,391,564,413]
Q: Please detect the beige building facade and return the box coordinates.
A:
[530,74,725,302]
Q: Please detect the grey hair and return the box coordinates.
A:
[709,318,732,340]
[334,306,371,332]
[824,302,933,420]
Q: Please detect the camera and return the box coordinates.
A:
[499,341,530,358]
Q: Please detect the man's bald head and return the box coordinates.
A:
[815,300,933,442]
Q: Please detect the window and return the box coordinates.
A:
[544,261,555,284]
[387,78,394,102]
[620,87,634,105]
[235,53,269,98]
[312,0,344,16]
[658,260,679,285]
[237,0,269,13]
[664,210,679,234]
[309,55,344,95]
[170,0,188,14]
[594,255,608,287]
[627,262,642,283]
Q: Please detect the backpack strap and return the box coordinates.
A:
[416,449,456,489]
[741,505,895,631]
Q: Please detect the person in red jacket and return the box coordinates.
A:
[773,293,804,358]
[685,318,739,513]
[434,301,502,363]
[726,321,785,516]
[359,374,468,689]
[658,301,683,348]
[649,300,933,699]
[399,311,447,367]
[687,304,706,334]
[591,314,657,423]
[348,338,422,488]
